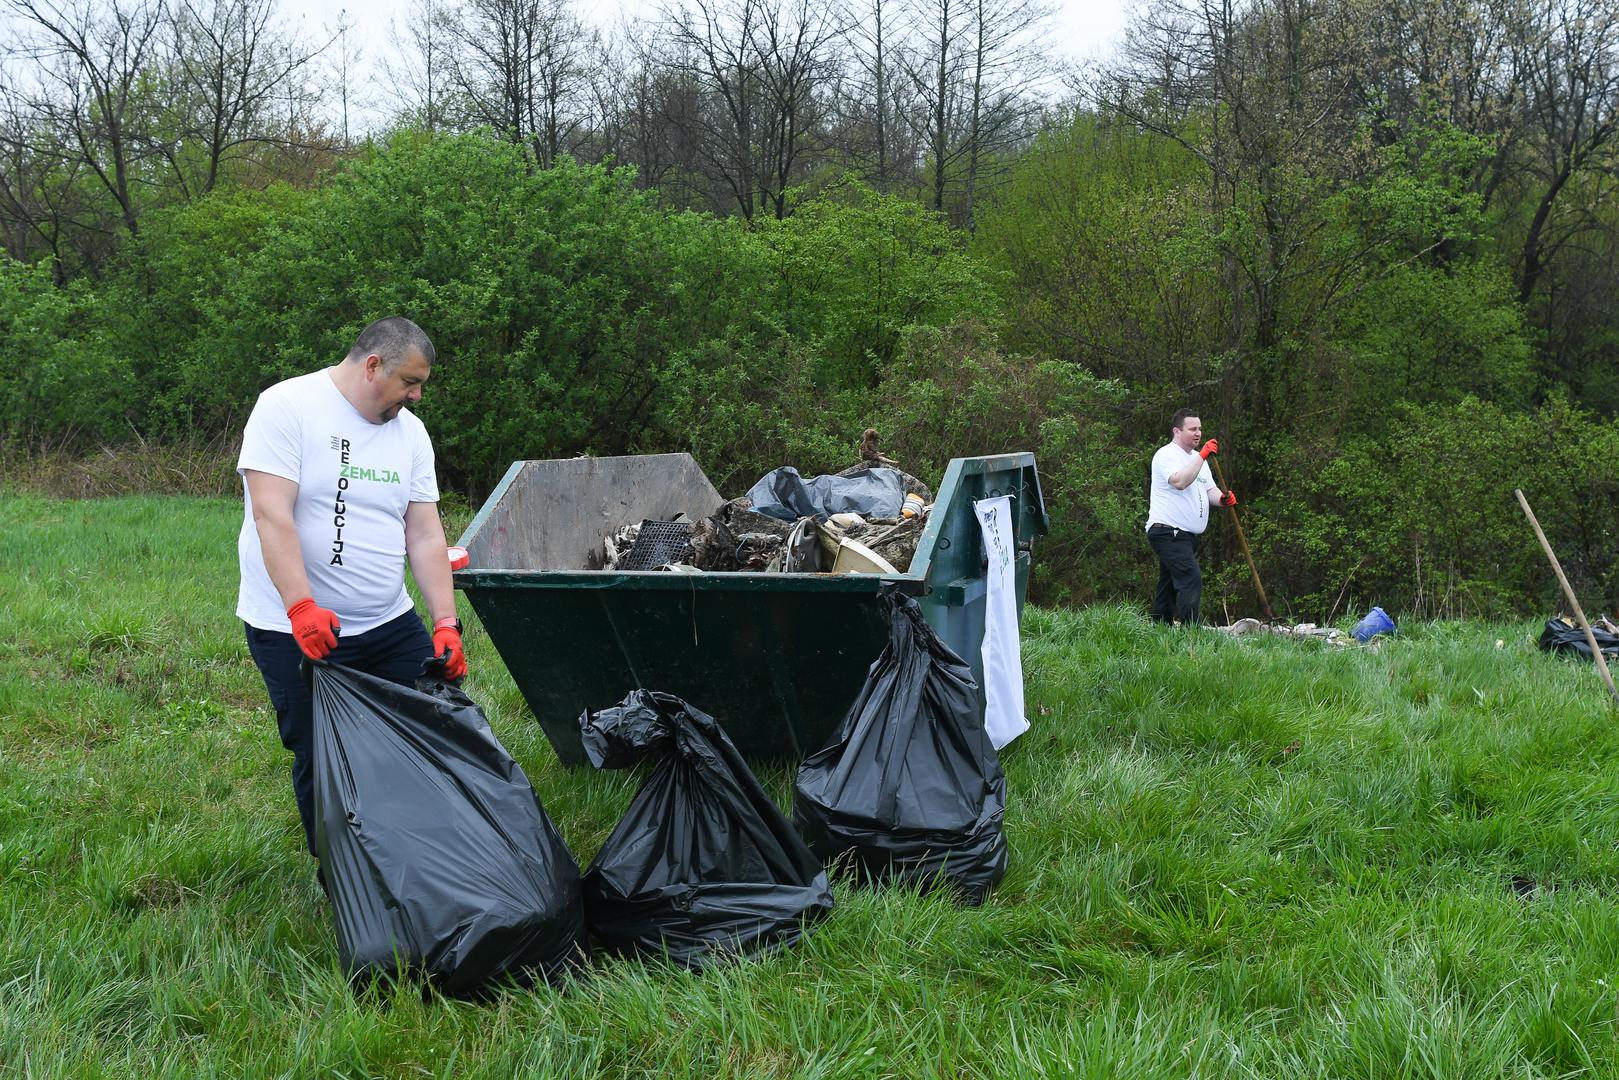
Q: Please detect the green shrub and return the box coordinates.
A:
[0,256,129,445]
[874,323,1137,604]
[753,182,1002,385]
[181,134,766,494]
[1257,395,1619,619]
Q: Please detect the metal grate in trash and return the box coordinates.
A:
[619,520,694,571]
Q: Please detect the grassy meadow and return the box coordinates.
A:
[3,494,1619,1077]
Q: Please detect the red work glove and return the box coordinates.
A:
[433,618,467,681]
[1199,438,1219,460]
[1221,489,1238,507]
[287,598,340,660]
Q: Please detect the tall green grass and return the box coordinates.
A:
[2,495,1616,1077]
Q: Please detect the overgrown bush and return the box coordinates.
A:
[873,323,1138,604]
[0,256,129,445]
[1255,395,1619,618]
[4,124,1611,616]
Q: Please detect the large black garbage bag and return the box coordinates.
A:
[312,660,589,995]
[579,690,834,967]
[745,466,906,522]
[794,585,1008,905]
[1539,617,1619,659]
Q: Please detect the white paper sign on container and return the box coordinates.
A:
[973,496,1029,750]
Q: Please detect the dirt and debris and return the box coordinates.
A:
[681,498,929,574]
[858,427,899,468]
[687,498,794,571]
[1215,619,1354,646]
[604,432,937,576]
[600,522,642,570]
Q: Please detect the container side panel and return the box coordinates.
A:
[476,455,724,570]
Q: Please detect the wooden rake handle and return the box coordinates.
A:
[1208,453,1275,622]
[1516,489,1619,710]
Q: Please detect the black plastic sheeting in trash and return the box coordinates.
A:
[619,519,695,571]
[311,660,590,995]
[745,466,907,522]
[578,690,835,967]
[794,585,1008,905]
[1539,617,1619,660]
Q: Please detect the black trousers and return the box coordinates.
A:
[1148,525,1203,625]
[244,609,435,857]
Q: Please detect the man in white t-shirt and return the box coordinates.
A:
[237,316,467,878]
[1145,408,1236,625]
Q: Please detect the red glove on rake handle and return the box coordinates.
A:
[287,598,339,660]
[1199,438,1219,460]
[1221,490,1238,507]
[433,618,467,681]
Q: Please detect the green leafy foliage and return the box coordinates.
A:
[1,120,1612,614]
[0,256,127,444]
[872,323,1138,603]
[1259,395,1619,618]
[753,182,1002,384]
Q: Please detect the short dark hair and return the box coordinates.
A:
[345,317,436,371]
[1171,408,1198,430]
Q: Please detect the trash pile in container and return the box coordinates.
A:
[597,430,935,576]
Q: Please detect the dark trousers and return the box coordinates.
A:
[1148,525,1203,625]
[244,609,435,858]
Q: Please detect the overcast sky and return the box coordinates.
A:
[278,0,1132,110]
[288,0,1133,53]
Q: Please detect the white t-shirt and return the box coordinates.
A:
[1146,442,1214,534]
[236,369,439,635]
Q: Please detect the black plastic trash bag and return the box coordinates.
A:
[794,585,1008,905]
[745,466,906,522]
[1539,617,1619,660]
[579,690,834,967]
[312,660,589,995]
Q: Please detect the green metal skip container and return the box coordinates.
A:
[453,453,1048,765]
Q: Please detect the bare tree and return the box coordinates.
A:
[160,0,319,195]
[3,0,166,237]
[959,0,1050,229]
[1509,0,1619,306]
[659,0,768,217]
[389,0,453,132]
[439,0,594,163]
[754,0,842,216]
[899,0,969,212]
[832,0,918,189]
[0,86,108,271]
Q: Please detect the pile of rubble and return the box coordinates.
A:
[1214,618,1353,645]
[599,431,935,576]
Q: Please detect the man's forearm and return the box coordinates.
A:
[410,548,457,623]
[1170,458,1202,489]
[255,514,314,609]
[406,517,457,623]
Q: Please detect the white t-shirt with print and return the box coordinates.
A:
[236,369,439,635]
[1145,442,1214,535]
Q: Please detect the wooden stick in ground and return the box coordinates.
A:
[1207,454,1276,621]
[1515,488,1619,709]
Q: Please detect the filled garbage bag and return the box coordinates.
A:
[312,660,589,995]
[794,585,1008,905]
[746,466,906,522]
[1539,617,1619,660]
[579,690,834,967]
